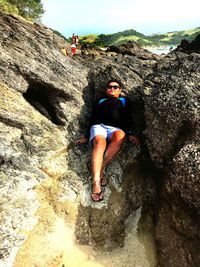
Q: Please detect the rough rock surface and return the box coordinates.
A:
[143,47,200,266]
[175,33,200,54]
[0,10,199,267]
[75,37,200,267]
[0,11,157,267]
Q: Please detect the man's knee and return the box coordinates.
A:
[111,130,125,142]
[93,136,106,147]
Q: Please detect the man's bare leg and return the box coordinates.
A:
[100,130,125,181]
[91,136,107,199]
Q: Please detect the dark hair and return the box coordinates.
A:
[106,79,123,89]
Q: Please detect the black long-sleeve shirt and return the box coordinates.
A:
[85,96,136,138]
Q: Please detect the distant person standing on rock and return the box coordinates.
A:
[75,79,140,202]
[71,33,78,56]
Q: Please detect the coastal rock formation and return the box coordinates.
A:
[143,50,200,266]
[175,33,200,54]
[76,35,200,266]
[108,40,160,60]
[0,10,199,267]
[0,11,156,267]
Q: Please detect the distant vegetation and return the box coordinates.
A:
[148,28,200,46]
[77,28,200,48]
[0,0,44,21]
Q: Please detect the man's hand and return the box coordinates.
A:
[128,135,140,147]
[74,137,88,144]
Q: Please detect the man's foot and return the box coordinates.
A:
[91,191,103,202]
[91,180,103,201]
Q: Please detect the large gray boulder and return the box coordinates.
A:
[143,51,200,266]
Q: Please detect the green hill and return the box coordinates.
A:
[148,28,200,46]
[77,27,200,48]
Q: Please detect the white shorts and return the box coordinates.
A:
[89,124,123,142]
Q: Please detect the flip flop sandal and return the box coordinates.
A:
[91,191,103,202]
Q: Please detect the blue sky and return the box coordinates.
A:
[41,0,200,38]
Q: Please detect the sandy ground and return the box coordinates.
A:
[60,209,157,267]
[14,207,156,267]
[13,179,156,267]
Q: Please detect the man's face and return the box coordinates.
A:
[106,82,121,98]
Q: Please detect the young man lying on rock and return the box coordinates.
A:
[75,79,140,202]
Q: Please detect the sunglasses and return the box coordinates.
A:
[107,85,120,89]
